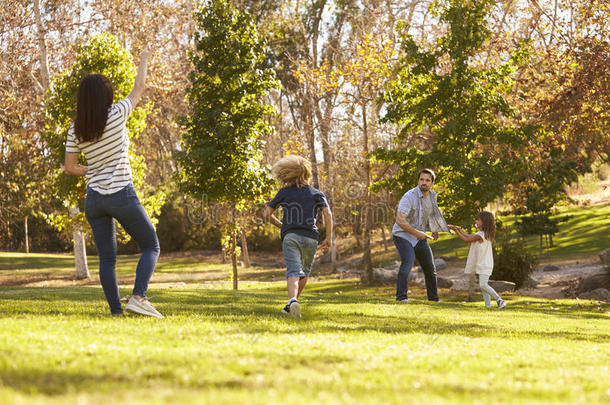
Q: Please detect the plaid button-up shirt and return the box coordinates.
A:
[392,186,451,246]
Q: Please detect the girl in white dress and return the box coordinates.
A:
[449,212,507,309]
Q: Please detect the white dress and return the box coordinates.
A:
[464,231,493,276]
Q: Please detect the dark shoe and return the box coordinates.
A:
[497,299,507,309]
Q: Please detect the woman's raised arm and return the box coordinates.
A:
[128,47,152,107]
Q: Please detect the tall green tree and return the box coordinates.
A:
[176,0,279,289]
[374,0,531,224]
[45,33,164,278]
[502,1,610,254]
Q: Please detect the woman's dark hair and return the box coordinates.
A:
[477,211,496,241]
[74,74,113,142]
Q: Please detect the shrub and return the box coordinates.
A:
[491,221,538,288]
[246,225,281,252]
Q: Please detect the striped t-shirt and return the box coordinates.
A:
[66,97,134,195]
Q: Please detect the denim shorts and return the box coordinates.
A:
[282,233,318,278]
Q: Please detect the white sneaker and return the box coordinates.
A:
[397,299,410,303]
[125,296,164,318]
[289,300,301,318]
[497,299,507,309]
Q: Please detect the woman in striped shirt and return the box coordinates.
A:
[64,48,162,318]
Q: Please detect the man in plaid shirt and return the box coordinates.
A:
[392,168,451,302]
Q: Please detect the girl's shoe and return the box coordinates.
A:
[497,299,507,309]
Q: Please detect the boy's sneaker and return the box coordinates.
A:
[497,299,507,309]
[397,299,410,303]
[289,300,301,318]
[125,296,164,319]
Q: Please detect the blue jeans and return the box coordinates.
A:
[282,233,318,278]
[393,235,439,301]
[85,184,160,314]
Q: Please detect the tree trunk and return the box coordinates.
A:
[24,215,29,254]
[331,230,337,273]
[468,273,477,301]
[221,244,227,264]
[33,0,50,90]
[240,229,250,268]
[35,0,91,280]
[352,213,362,250]
[70,207,90,280]
[380,224,388,252]
[231,228,238,290]
[362,102,373,283]
[304,93,320,188]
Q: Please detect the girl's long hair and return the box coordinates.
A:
[74,74,113,142]
[477,211,496,241]
[271,155,312,187]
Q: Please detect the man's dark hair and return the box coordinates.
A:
[418,168,436,183]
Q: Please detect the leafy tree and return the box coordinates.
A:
[44,33,164,277]
[503,1,609,254]
[296,32,396,283]
[176,0,279,289]
[374,0,531,224]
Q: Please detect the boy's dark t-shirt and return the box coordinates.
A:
[268,185,329,241]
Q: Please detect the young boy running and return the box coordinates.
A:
[263,155,333,317]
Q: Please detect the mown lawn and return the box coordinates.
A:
[0,203,608,404]
[1,269,609,404]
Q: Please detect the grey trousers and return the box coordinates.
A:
[479,274,500,308]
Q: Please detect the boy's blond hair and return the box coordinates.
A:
[272,155,312,187]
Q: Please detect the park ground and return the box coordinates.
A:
[0,204,609,404]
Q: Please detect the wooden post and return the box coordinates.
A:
[231,228,238,290]
[24,216,29,254]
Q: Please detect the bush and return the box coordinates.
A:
[154,196,222,252]
[491,221,538,288]
[246,225,281,252]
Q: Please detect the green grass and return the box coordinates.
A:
[0,204,608,404]
[1,260,609,404]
